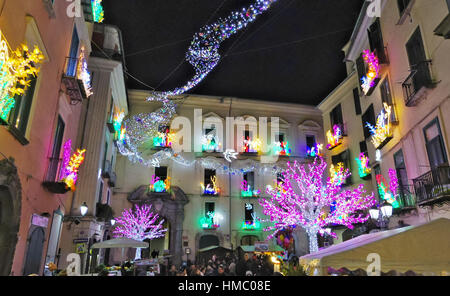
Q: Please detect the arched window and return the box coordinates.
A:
[199,235,219,249]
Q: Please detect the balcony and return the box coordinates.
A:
[393,184,417,214]
[61,57,90,105]
[434,13,450,39]
[91,23,125,64]
[42,157,70,194]
[413,166,450,207]
[402,60,436,107]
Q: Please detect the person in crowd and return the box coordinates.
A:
[217,265,227,276]
[168,264,177,276]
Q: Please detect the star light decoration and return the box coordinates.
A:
[361,50,380,95]
[260,157,376,253]
[113,204,167,260]
[0,31,44,122]
[366,103,393,149]
[116,0,278,169]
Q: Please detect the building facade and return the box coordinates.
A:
[319,0,450,242]
[110,91,324,266]
[58,22,128,274]
[0,0,93,275]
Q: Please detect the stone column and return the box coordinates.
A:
[72,58,121,216]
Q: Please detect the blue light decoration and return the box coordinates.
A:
[306,143,323,158]
[116,0,279,168]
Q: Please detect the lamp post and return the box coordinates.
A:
[369,200,393,230]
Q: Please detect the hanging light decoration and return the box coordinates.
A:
[116,0,278,168]
[202,133,221,152]
[200,211,222,229]
[274,141,291,156]
[77,46,93,98]
[61,149,86,192]
[149,175,171,193]
[201,176,220,196]
[329,162,346,186]
[376,168,400,208]
[307,143,323,158]
[91,0,105,23]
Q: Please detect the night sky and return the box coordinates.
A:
[103,0,364,106]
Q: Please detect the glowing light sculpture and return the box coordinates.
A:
[240,180,261,198]
[61,149,86,192]
[356,153,371,179]
[113,204,167,260]
[113,107,125,140]
[307,143,323,158]
[149,175,171,193]
[200,211,222,229]
[361,50,380,95]
[201,176,220,196]
[242,219,261,230]
[376,169,400,208]
[243,137,262,153]
[91,0,105,23]
[153,129,175,148]
[77,46,93,98]
[366,103,393,149]
[329,162,346,186]
[0,31,44,124]
[326,125,343,150]
[202,134,221,152]
[117,0,278,167]
[274,141,291,156]
[260,157,375,253]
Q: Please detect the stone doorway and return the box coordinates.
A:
[0,159,22,276]
[128,186,189,266]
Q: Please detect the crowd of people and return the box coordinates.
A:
[135,252,283,276]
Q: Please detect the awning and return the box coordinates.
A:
[300,218,450,275]
[91,238,149,249]
[238,245,285,253]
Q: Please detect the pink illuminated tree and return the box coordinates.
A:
[113,204,167,260]
[260,157,376,253]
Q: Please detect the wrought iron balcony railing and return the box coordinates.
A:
[42,157,70,194]
[402,60,435,107]
[395,184,417,211]
[413,166,450,206]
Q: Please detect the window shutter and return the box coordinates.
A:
[356,54,365,89]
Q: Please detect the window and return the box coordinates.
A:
[243,172,255,190]
[155,166,168,182]
[362,104,376,140]
[368,18,387,64]
[380,78,397,122]
[406,27,432,92]
[98,180,104,203]
[205,202,215,216]
[353,88,361,115]
[306,135,316,151]
[9,76,37,140]
[423,118,448,168]
[277,133,285,142]
[394,149,409,200]
[204,169,216,187]
[46,116,65,182]
[330,104,343,128]
[359,141,368,154]
[397,0,412,16]
[66,27,80,77]
[356,53,366,88]
[102,142,108,172]
[245,203,254,222]
[106,189,111,205]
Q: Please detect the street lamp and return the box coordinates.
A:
[110,218,116,226]
[80,202,88,216]
[369,200,393,230]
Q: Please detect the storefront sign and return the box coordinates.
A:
[73,238,89,244]
[31,214,49,228]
